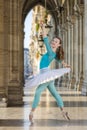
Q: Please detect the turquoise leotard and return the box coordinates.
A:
[40,37,61,69]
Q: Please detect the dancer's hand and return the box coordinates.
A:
[42,26,48,38]
[64,64,71,68]
[39,21,49,38]
[62,61,71,68]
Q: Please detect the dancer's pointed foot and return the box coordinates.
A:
[62,111,70,121]
[29,112,34,124]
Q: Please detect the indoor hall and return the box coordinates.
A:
[0,0,87,130]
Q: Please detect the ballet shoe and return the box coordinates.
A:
[29,112,34,124]
[62,111,70,121]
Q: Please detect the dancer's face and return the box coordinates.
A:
[51,38,61,51]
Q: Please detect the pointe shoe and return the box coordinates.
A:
[29,112,34,124]
[62,111,70,121]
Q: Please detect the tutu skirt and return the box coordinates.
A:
[25,67,70,89]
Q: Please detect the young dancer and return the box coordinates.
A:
[25,26,71,123]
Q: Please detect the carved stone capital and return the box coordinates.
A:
[71,15,77,24]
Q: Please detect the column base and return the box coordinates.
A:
[8,80,24,106]
[81,81,87,96]
[0,98,7,107]
[7,100,23,107]
[70,76,76,89]
[79,76,84,91]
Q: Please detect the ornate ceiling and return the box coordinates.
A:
[22,0,62,23]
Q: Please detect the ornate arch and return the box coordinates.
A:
[22,0,60,34]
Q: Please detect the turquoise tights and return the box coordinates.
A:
[32,81,64,108]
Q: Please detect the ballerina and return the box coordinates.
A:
[25,25,71,124]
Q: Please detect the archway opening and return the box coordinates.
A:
[24,10,33,81]
[23,5,55,83]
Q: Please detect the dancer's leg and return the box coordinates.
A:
[47,81,70,120]
[29,82,49,122]
[47,81,64,108]
[32,83,48,108]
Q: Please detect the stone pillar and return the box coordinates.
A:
[67,27,71,66]
[7,0,23,105]
[70,18,76,89]
[82,0,87,95]
[63,28,70,88]
[70,16,79,90]
[68,24,74,89]
[78,13,84,90]
[0,0,8,107]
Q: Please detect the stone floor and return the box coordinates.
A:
[0,87,87,130]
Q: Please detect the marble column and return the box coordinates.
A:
[82,0,87,95]
[70,17,77,89]
[78,13,84,90]
[63,28,70,88]
[7,0,23,105]
[0,0,8,107]
[69,24,74,89]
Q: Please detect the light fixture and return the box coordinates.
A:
[38,41,43,48]
[38,34,44,42]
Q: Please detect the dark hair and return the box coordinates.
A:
[55,37,64,60]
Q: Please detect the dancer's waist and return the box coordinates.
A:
[40,67,50,73]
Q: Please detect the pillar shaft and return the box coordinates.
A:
[82,0,87,95]
[7,0,23,105]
